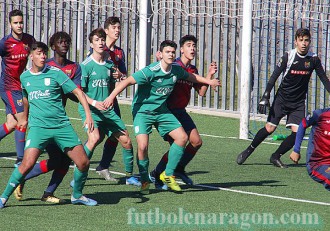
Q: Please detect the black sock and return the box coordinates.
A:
[272,132,297,159]
[250,127,272,151]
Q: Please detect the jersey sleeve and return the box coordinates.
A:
[293,109,322,154]
[314,57,330,93]
[72,64,82,89]
[265,52,288,93]
[0,37,6,57]
[57,71,77,94]
[80,64,89,89]
[132,67,152,85]
[118,49,127,75]
[177,67,189,80]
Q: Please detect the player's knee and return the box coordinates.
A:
[88,134,101,147]
[77,159,90,172]
[190,138,203,149]
[175,132,188,146]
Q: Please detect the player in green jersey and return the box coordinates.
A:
[0,42,97,208]
[103,40,220,194]
[76,28,138,186]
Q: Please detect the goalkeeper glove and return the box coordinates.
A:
[258,91,270,114]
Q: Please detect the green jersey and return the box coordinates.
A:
[79,56,115,114]
[20,65,77,128]
[131,61,189,115]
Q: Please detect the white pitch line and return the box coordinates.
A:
[1,156,328,206]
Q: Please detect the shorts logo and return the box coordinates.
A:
[134,126,140,134]
[25,139,31,148]
[44,78,50,86]
[325,167,330,173]
[305,61,310,68]
[16,99,23,106]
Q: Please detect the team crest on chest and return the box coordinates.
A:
[23,44,29,51]
[304,61,310,68]
[44,78,51,86]
[65,69,72,77]
[115,55,120,61]
[172,75,177,83]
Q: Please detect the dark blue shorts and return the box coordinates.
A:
[163,108,197,141]
[307,163,330,191]
[0,90,24,115]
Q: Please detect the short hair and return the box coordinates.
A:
[295,28,311,40]
[179,35,197,47]
[49,31,71,47]
[9,9,23,22]
[89,28,106,43]
[31,42,49,53]
[104,16,121,29]
[159,40,177,52]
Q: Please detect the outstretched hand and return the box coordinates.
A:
[258,91,270,114]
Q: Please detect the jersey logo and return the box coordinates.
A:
[173,75,177,83]
[157,78,163,83]
[44,78,51,86]
[115,56,120,61]
[293,61,298,64]
[11,44,17,48]
[26,82,30,86]
[134,126,140,134]
[17,99,23,106]
[65,69,72,77]
[325,167,330,173]
[92,71,97,75]
[305,62,310,68]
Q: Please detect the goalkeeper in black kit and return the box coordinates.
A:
[237,28,330,168]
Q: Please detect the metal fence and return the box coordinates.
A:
[1,0,330,116]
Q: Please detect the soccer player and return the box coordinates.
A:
[149,35,217,188]
[13,32,82,203]
[290,109,330,191]
[95,17,140,185]
[0,9,36,166]
[237,28,330,168]
[103,40,220,194]
[78,28,138,187]
[0,42,97,209]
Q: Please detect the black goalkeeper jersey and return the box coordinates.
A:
[265,49,330,106]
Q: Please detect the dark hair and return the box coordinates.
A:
[295,28,311,40]
[89,28,106,43]
[179,35,197,47]
[9,9,23,22]
[159,40,177,52]
[31,42,49,53]
[49,31,71,47]
[104,16,121,29]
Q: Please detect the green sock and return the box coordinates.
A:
[165,142,185,176]
[84,144,93,159]
[72,167,88,199]
[137,158,149,183]
[1,168,24,200]
[122,147,134,174]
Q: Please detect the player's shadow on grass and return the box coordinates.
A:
[0,152,18,158]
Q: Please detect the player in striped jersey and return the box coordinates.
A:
[0,9,35,166]
[0,42,97,208]
[103,40,220,194]
[290,109,330,191]
[150,35,217,188]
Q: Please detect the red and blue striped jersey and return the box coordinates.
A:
[103,45,127,75]
[0,33,35,91]
[294,108,330,168]
[166,57,199,110]
[46,58,81,88]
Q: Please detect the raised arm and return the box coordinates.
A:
[314,57,330,93]
[196,61,218,96]
[186,72,220,91]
